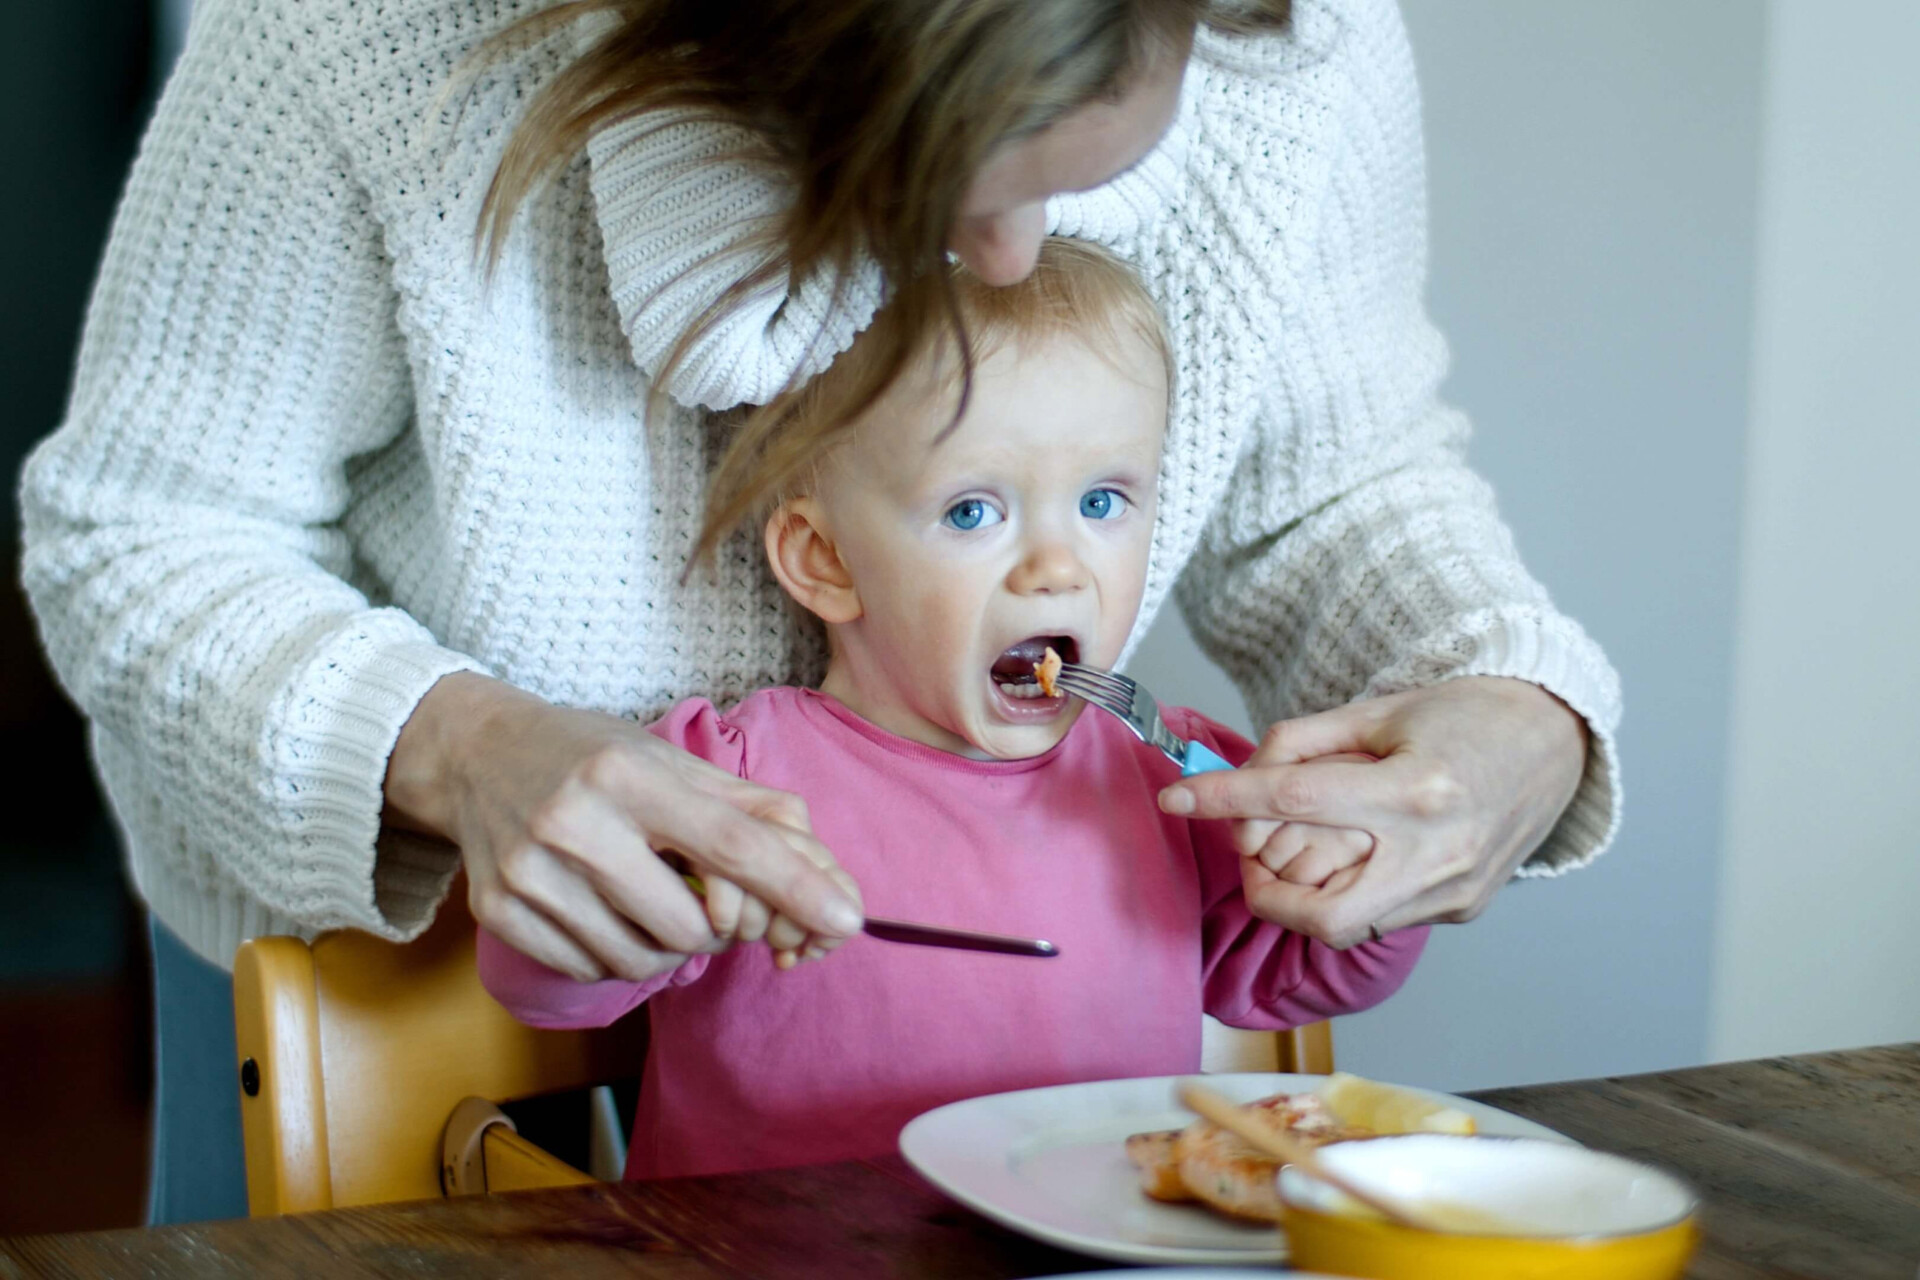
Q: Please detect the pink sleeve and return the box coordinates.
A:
[1166,707,1431,1032]
[475,927,704,1028]
[472,698,747,1029]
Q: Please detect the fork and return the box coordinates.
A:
[1053,662,1236,777]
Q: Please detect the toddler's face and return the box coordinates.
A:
[809,327,1165,759]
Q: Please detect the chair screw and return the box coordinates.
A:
[241,1058,261,1097]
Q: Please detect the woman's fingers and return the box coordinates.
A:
[811,865,864,953]
[1247,823,1490,948]
[526,785,722,956]
[494,826,712,976]
[1241,856,1395,950]
[439,688,868,981]
[550,886,688,981]
[1165,753,1420,826]
[470,875,608,983]
[637,770,864,940]
[1234,751,1381,860]
[1360,848,1516,934]
[768,829,866,963]
[555,743,862,948]
[1207,679,1589,947]
[1247,706,1386,766]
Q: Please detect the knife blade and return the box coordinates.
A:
[677,872,1058,958]
[859,916,1059,957]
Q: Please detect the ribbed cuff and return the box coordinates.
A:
[253,612,484,937]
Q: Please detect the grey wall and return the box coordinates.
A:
[1134,2,1765,1089]
[1712,0,1920,1060]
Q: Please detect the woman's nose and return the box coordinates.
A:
[948,204,1047,286]
[1006,540,1089,595]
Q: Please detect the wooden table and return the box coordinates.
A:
[4,1043,1915,1279]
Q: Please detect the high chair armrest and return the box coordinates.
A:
[234,935,333,1215]
[441,1096,598,1196]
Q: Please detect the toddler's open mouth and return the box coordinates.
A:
[990,636,1078,701]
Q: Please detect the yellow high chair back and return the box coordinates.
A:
[231,885,648,1215]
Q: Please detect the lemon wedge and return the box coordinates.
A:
[1317,1072,1478,1136]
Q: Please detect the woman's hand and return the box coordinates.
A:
[1239,752,1380,888]
[1164,677,1588,948]
[383,673,864,981]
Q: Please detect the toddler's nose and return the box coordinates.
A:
[1006,540,1089,595]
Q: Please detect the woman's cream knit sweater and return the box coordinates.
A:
[21,0,1621,968]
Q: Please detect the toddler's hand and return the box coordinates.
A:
[691,800,862,970]
[1168,679,1587,949]
[698,840,863,970]
[1252,822,1375,887]
[1233,751,1379,888]
[1241,849,1371,941]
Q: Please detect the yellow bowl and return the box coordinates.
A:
[1278,1134,1699,1280]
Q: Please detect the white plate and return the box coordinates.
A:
[1027,1271,1345,1279]
[899,1072,1573,1267]
[1027,1271,1343,1279]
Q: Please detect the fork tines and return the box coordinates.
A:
[1056,661,1193,767]
[1052,662,1137,717]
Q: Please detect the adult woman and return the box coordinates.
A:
[22,0,1617,1222]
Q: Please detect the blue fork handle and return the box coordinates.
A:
[1182,740,1236,776]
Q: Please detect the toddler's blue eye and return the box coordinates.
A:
[1080,488,1126,520]
[943,498,1002,531]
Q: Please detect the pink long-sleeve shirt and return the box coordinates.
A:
[478,688,1428,1178]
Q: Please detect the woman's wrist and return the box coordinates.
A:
[382,671,532,841]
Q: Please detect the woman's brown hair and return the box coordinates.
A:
[475,0,1287,562]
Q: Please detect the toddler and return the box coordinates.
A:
[478,240,1428,1178]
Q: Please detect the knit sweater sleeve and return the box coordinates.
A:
[17,0,482,945]
[1172,0,1622,875]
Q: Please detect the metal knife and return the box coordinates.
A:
[678,872,1057,958]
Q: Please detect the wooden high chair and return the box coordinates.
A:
[231,886,648,1215]
[1208,1018,1335,1076]
[232,886,1333,1216]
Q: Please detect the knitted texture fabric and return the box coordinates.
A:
[21,0,1622,969]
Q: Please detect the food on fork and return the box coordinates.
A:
[1124,1075,1476,1223]
[989,637,1074,700]
[1035,645,1063,698]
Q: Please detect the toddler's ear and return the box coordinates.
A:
[766,499,862,625]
